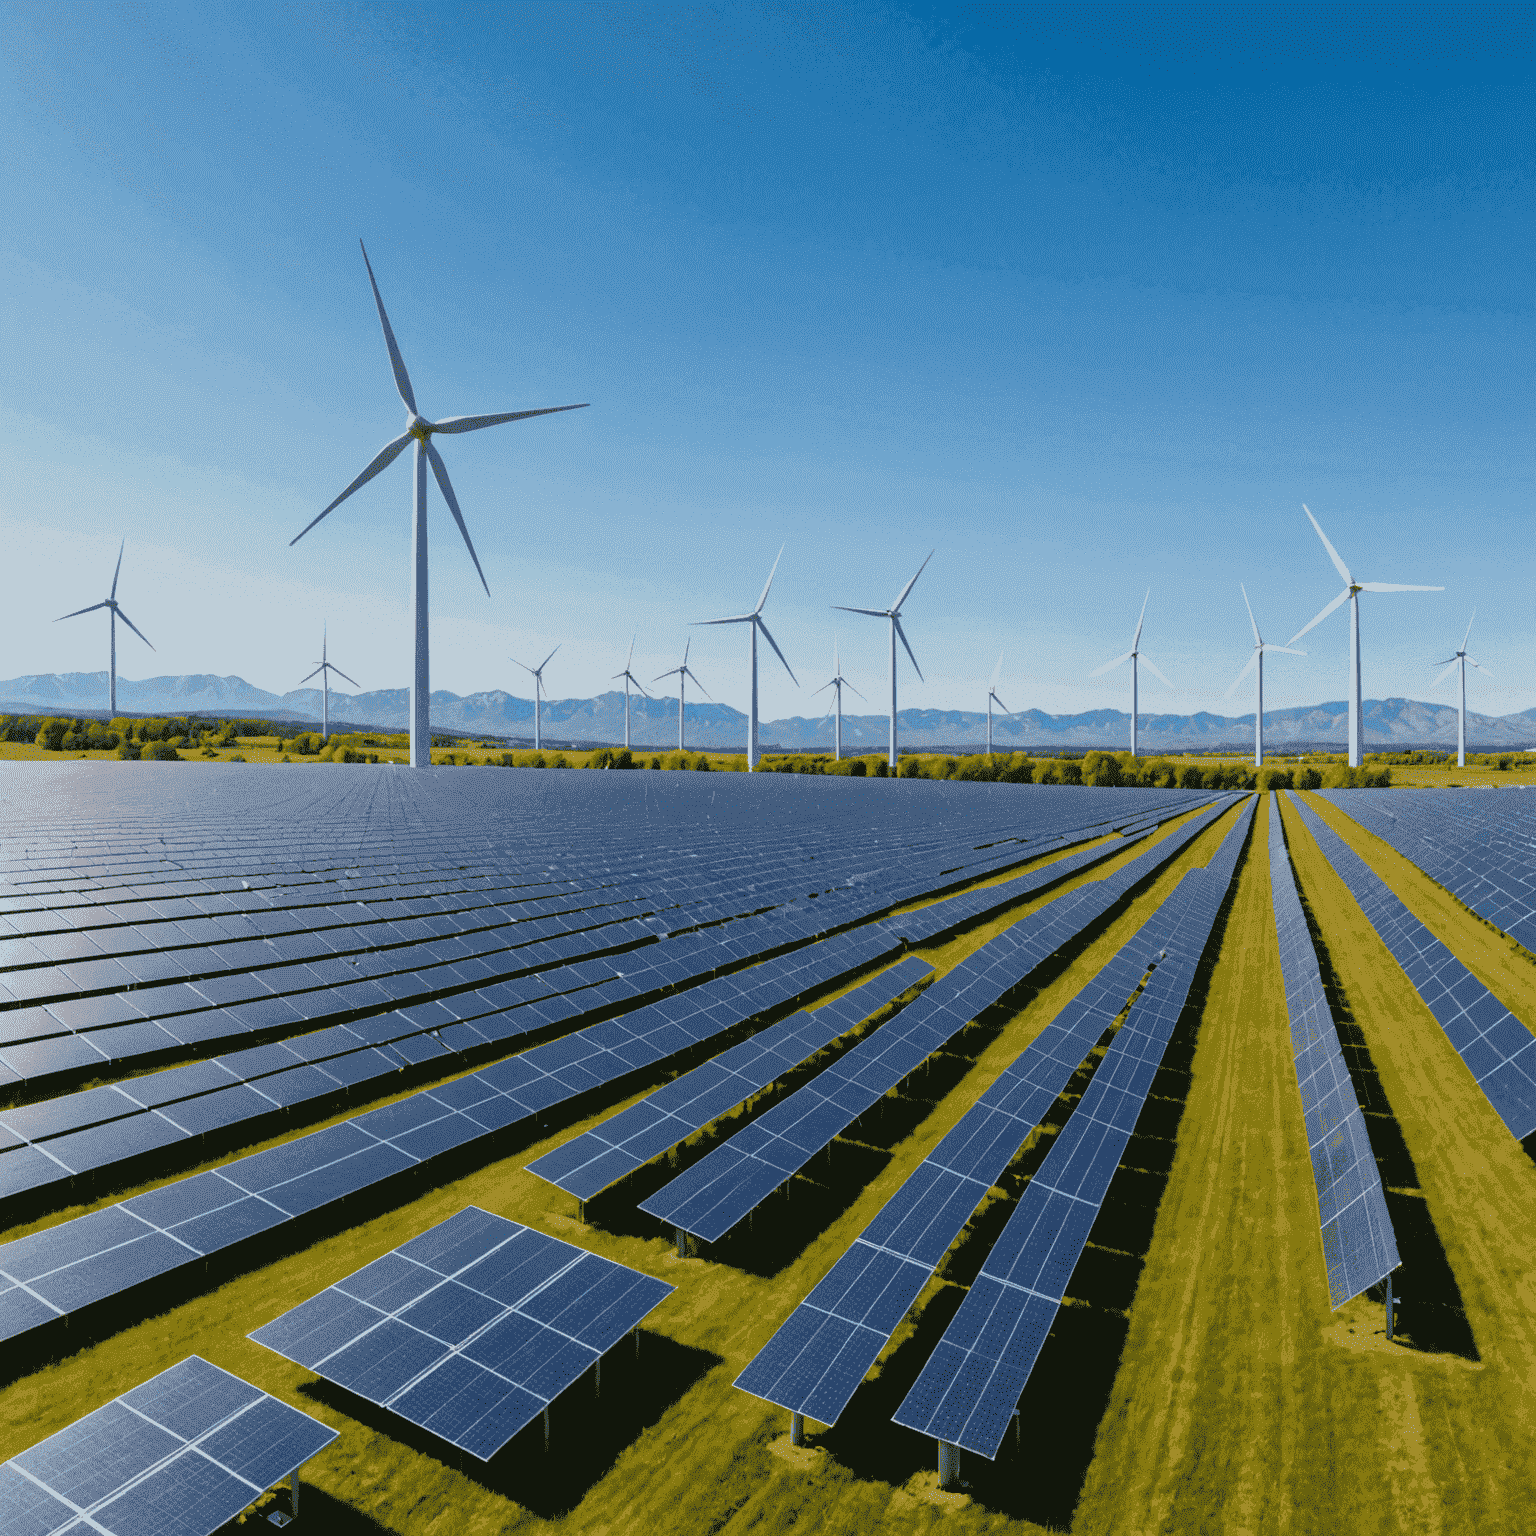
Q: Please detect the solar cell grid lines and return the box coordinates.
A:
[889,796,1256,1459]
[1266,796,1399,1307]
[735,797,1254,1431]
[0,1354,335,1536]
[1287,792,1536,1139]
[527,955,934,1201]
[249,1206,672,1460]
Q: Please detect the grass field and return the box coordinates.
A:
[3,790,1534,1533]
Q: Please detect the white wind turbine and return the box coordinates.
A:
[55,541,153,715]
[511,644,560,752]
[291,241,587,769]
[1090,590,1169,758]
[612,638,650,752]
[985,650,1013,759]
[1287,506,1443,768]
[834,551,933,771]
[653,639,712,753]
[1432,612,1492,769]
[298,626,358,742]
[695,546,798,771]
[812,643,864,761]
[1224,585,1303,768]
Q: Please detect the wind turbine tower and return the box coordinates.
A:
[812,643,864,761]
[1433,613,1492,769]
[1287,506,1442,768]
[1225,585,1303,768]
[1090,591,1169,757]
[653,639,712,752]
[291,241,587,768]
[612,638,650,752]
[695,546,798,770]
[834,551,933,771]
[512,644,560,752]
[56,541,153,715]
[986,651,1012,759]
[299,626,358,742]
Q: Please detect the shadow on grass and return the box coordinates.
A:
[299,1330,721,1521]
[1291,865,1480,1362]
[215,1481,394,1534]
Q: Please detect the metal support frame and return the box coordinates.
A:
[675,1226,688,1259]
[291,1471,300,1518]
[790,1412,805,1446]
[543,1405,551,1450]
[937,1439,961,1489]
[1385,1270,1395,1341]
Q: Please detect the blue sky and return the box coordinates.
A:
[2,1,1530,723]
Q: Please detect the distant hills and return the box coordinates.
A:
[3,671,1534,752]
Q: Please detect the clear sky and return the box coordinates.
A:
[2,2,1531,724]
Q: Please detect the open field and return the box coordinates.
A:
[1,774,1534,1535]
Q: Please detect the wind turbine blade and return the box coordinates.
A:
[992,694,1013,715]
[682,637,691,667]
[1225,651,1260,697]
[1286,587,1350,646]
[832,606,889,619]
[754,617,798,685]
[632,675,652,698]
[359,240,417,415]
[844,678,867,701]
[1090,651,1133,678]
[1139,653,1172,688]
[431,404,589,434]
[299,665,325,684]
[893,616,924,682]
[1240,582,1261,647]
[55,602,109,621]
[1262,645,1307,657]
[1432,659,1460,686]
[692,614,753,626]
[292,431,412,545]
[538,643,560,672]
[1358,582,1444,593]
[1461,609,1475,652]
[1132,588,1149,650]
[651,666,680,683]
[1302,505,1353,586]
[989,648,1005,691]
[755,544,786,615]
[812,679,834,696]
[626,637,636,673]
[685,668,714,702]
[331,667,360,688]
[111,540,125,601]
[114,608,155,649]
[425,440,490,597]
[892,549,934,614]
[1466,655,1492,677]
[511,656,535,676]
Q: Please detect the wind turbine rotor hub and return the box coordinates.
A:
[408,417,432,441]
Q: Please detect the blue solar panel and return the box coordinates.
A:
[250,1207,672,1461]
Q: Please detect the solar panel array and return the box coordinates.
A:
[0,1353,335,1536]
[889,795,1255,1458]
[250,1206,671,1461]
[1319,788,1536,952]
[527,956,934,1201]
[643,797,1238,1244]
[1267,795,1398,1307]
[1287,792,1536,1139]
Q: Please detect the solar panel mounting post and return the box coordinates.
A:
[1385,1271,1395,1342]
[291,1470,300,1519]
[675,1225,688,1258]
[790,1412,805,1446]
[938,1439,961,1489]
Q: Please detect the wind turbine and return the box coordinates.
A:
[612,638,650,753]
[290,241,587,769]
[298,626,358,742]
[695,546,798,771]
[1433,612,1492,769]
[834,551,933,771]
[1224,585,1303,768]
[986,650,1012,759]
[55,541,153,715]
[812,642,864,761]
[511,644,560,752]
[1287,506,1443,768]
[1090,590,1169,758]
[653,639,712,753]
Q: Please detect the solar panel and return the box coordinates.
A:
[1268,796,1398,1305]
[1288,792,1536,1139]
[249,1207,671,1460]
[0,1354,335,1536]
[886,798,1255,1458]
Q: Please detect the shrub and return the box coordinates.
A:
[227,753,246,762]
[115,742,142,761]
[1259,766,1295,791]
[144,739,181,761]
[1000,759,1034,784]
[847,758,867,777]
[34,718,69,752]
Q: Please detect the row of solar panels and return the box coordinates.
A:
[1267,795,1398,1307]
[1287,793,1536,1140]
[1320,788,1536,954]
[636,799,1236,1243]
[738,797,1255,1456]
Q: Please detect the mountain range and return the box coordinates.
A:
[3,671,1534,752]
